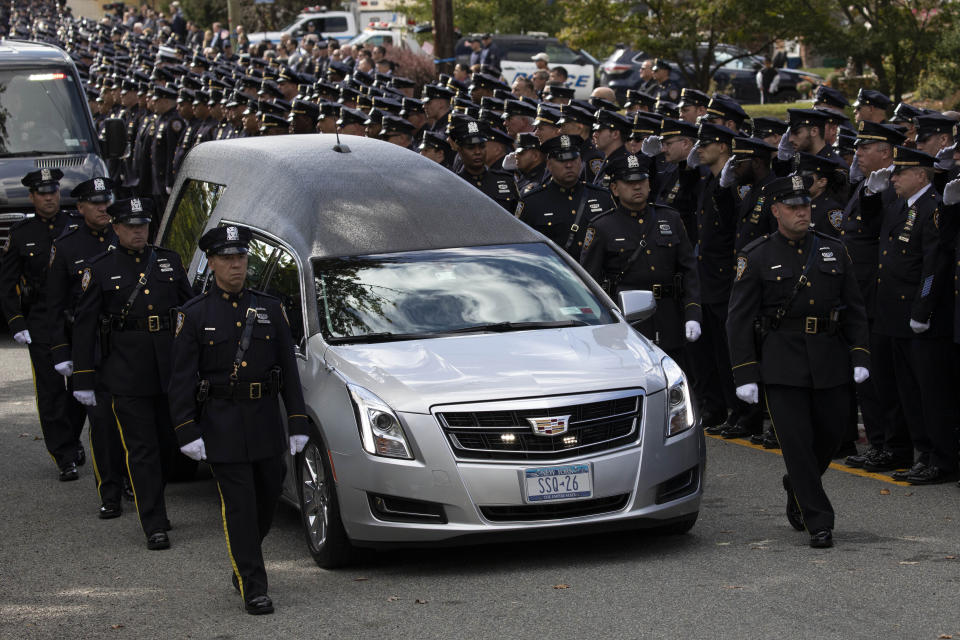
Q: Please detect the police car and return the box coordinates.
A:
[455,34,598,99]
[159,135,704,567]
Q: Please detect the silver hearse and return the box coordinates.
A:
[158,136,705,567]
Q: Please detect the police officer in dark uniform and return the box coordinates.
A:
[450,115,519,211]
[795,153,847,238]
[149,85,186,220]
[557,103,604,183]
[513,132,550,195]
[45,178,125,516]
[580,153,702,365]
[727,137,778,252]
[727,175,870,548]
[0,169,86,481]
[168,225,310,616]
[71,198,193,550]
[517,134,616,261]
[651,59,680,103]
[591,110,632,187]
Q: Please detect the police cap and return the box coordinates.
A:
[422,82,455,101]
[544,84,576,102]
[678,88,709,109]
[379,115,416,139]
[892,146,935,171]
[705,94,748,127]
[751,116,788,138]
[503,99,536,120]
[108,197,153,225]
[787,108,832,130]
[608,153,651,182]
[70,176,114,203]
[853,88,892,110]
[589,96,620,112]
[624,90,657,110]
[556,103,594,127]
[655,99,678,119]
[336,106,367,128]
[891,102,924,124]
[794,152,846,178]
[658,117,698,140]
[418,131,452,153]
[539,134,581,161]
[21,168,64,193]
[855,120,905,147]
[631,113,663,139]
[533,103,562,127]
[199,225,252,256]
[698,122,737,146]
[516,132,541,151]
[592,109,632,133]
[400,97,425,116]
[731,136,775,159]
[813,85,849,110]
[290,98,320,119]
[449,116,487,145]
[915,114,954,140]
[763,175,813,206]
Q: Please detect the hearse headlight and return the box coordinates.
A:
[662,356,695,437]
[348,384,413,459]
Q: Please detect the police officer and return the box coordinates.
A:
[517,134,616,261]
[727,175,870,548]
[795,153,847,237]
[853,89,891,124]
[45,178,125,516]
[557,104,604,183]
[71,198,193,550]
[450,116,519,211]
[513,132,550,195]
[168,225,310,615]
[0,169,86,481]
[651,59,680,103]
[591,110,632,186]
[580,153,702,365]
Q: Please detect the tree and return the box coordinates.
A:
[395,0,566,38]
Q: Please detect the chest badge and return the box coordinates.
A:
[81,268,91,291]
[736,256,747,281]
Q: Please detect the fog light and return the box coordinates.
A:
[562,435,578,445]
[500,433,516,444]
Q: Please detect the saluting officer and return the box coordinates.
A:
[727,176,870,548]
[71,197,193,550]
[168,226,310,616]
[580,153,702,365]
[0,169,86,481]
[516,134,616,261]
[45,178,125,517]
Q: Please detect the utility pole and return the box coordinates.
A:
[432,0,454,76]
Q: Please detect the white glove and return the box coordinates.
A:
[686,142,701,168]
[54,361,74,377]
[290,434,310,455]
[641,135,662,157]
[848,158,864,184]
[72,390,97,406]
[501,151,518,171]
[935,144,956,171]
[909,318,930,334]
[735,383,759,405]
[718,156,737,188]
[685,320,701,342]
[865,167,892,194]
[944,178,960,206]
[853,367,870,384]
[180,438,206,461]
[13,330,31,344]
[777,130,794,162]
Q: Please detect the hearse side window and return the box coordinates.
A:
[163,179,226,266]
[261,247,305,345]
[191,229,276,294]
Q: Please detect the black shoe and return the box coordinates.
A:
[782,475,805,531]
[809,528,833,548]
[147,531,170,550]
[245,595,274,615]
[98,503,122,519]
[705,421,734,436]
[122,478,135,503]
[844,446,880,468]
[59,462,79,482]
[863,450,913,472]
[75,445,86,467]
[892,461,925,481]
[833,441,858,460]
[231,573,240,594]
[761,431,780,449]
[700,410,726,430]
[749,433,765,445]
[906,465,959,485]
[720,424,753,439]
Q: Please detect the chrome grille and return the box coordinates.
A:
[436,390,643,461]
[35,156,85,168]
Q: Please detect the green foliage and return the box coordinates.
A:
[394,0,565,38]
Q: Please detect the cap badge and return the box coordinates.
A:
[40,169,52,181]
[560,135,571,149]
[227,226,239,241]
[467,121,479,134]
[131,198,142,213]
[791,176,804,191]
[627,155,640,169]
[94,178,105,191]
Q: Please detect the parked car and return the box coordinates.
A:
[247,10,358,46]
[455,34,597,99]
[158,135,705,567]
[600,44,821,104]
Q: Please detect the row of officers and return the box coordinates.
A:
[0,170,307,615]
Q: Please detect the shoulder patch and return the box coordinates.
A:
[828,209,844,231]
[48,245,56,268]
[81,267,92,292]
[175,311,185,337]
[589,158,604,175]
[583,227,596,251]
[934,208,941,230]
[514,201,524,218]
[736,255,747,281]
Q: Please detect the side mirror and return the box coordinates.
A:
[618,289,656,323]
[101,117,126,159]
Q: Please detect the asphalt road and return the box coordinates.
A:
[1,335,959,639]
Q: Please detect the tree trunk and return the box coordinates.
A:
[432,0,455,76]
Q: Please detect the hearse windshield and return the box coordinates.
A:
[0,67,95,156]
[314,243,614,343]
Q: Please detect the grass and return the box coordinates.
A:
[742,101,812,120]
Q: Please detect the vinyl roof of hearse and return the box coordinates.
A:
[164,135,542,259]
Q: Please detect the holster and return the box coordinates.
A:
[195,378,210,403]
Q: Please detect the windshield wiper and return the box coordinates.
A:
[441,319,590,334]
[0,150,70,157]
[327,331,443,344]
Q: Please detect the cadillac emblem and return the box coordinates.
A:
[526,415,572,437]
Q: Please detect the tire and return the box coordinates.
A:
[651,511,698,535]
[296,434,355,568]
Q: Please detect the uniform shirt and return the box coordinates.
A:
[865,185,952,338]
[0,210,79,339]
[72,245,192,396]
[516,161,550,196]
[456,165,519,212]
[655,162,708,246]
[45,223,117,364]
[516,179,616,261]
[580,204,701,350]
[840,177,899,319]
[168,285,309,463]
[654,79,681,103]
[727,230,870,388]
[734,173,776,251]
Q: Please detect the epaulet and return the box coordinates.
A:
[741,234,771,253]
[54,225,80,243]
[86,249,113,265]
[488,167,512,178]
[588,209,615,225]
[179,293,207,311]
[248,288,280,302]
[8,216,36,231]
[582,182,609,193]
[152,246,180,257]
[647,202,680,216]
[812,229,843,244]
[521,182,548,199]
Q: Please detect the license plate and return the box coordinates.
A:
[523,463,593,503]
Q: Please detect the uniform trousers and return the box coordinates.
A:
[27,341,86,468]
[766,384,850,533]
[890,336,959,471]
[112,395,173,535]
[88,390,124,506]
[211,457,284,602]
[858,331,911,458]
[699,301,744,423]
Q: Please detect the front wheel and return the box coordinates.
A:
[296,435,355,568]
